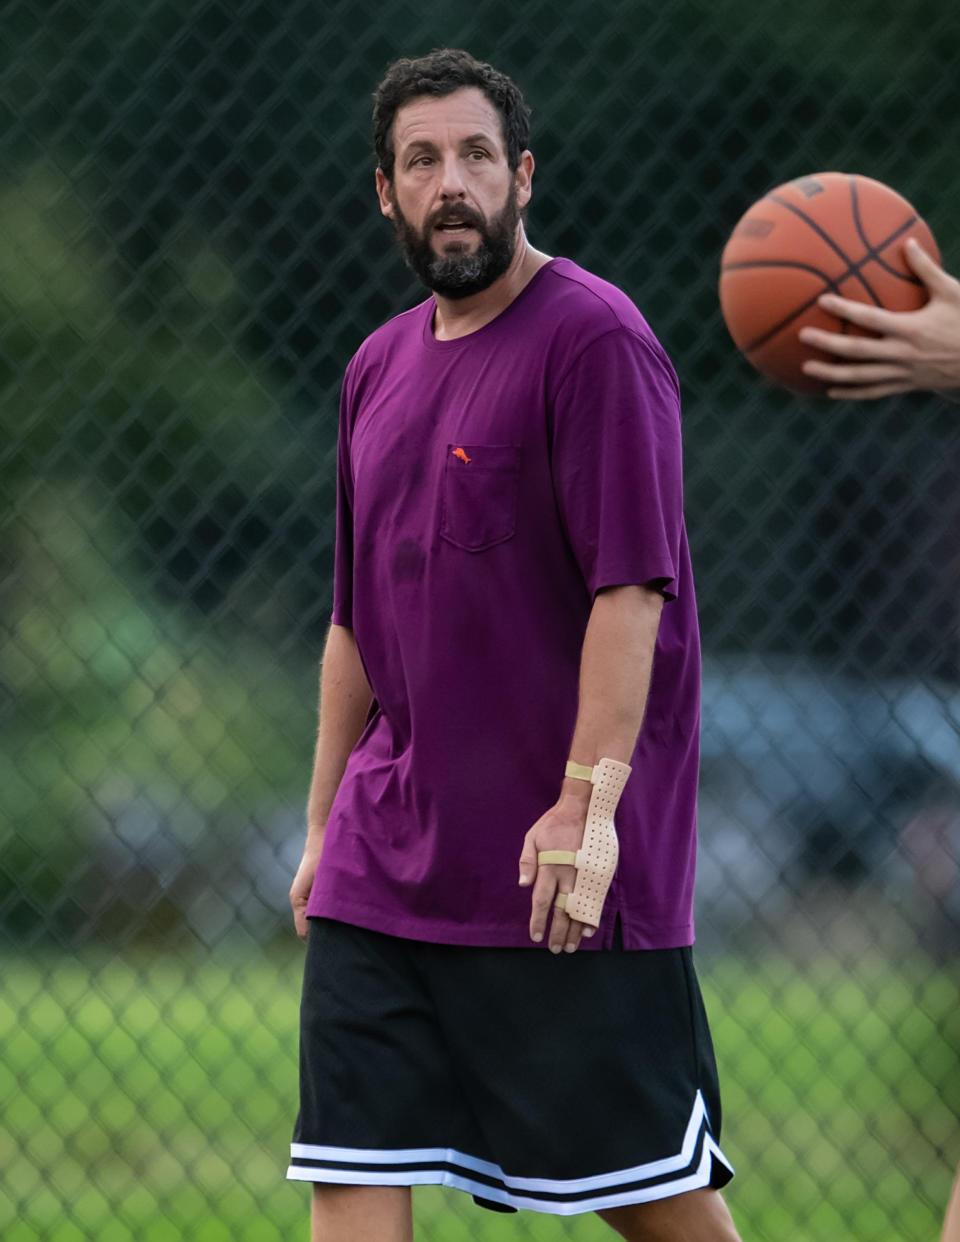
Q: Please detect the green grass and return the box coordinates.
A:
[1,947,956,1241]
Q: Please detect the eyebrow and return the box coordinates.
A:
[401,132,499,157]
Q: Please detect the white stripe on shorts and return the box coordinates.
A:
[286,1089,735,1215]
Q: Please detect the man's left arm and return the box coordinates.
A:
[518,583,664,954]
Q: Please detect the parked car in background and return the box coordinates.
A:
[64,655,960,949]
[696,655,960,940]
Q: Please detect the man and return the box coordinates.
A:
[287,48,741,1242]
[799,238,960,399]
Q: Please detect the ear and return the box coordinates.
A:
[515,150,535,211]
[375,167,395,219]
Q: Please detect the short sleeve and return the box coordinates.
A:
[550,327,684,600]
[330,363,358,628]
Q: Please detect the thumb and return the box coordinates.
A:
[518,836,538,887]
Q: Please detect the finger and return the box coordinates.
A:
[801,359,910,385]
[797,326,848,354]
[548,874,583,954]
[547,894,572,955]
[904,238,954,295]
[529,866,559,943]
[812,294,905,336]
[825,381,913,401]
[562,915,589,954]
[799,325,908,361]
[518,835,538,888]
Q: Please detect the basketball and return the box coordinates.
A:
[719,172,940,392]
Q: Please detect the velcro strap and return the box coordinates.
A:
[564,760,595,783]
[538,849,578,866]
[564,757,632,928]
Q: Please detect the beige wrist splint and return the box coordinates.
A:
[538,757,632,927]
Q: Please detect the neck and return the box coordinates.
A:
[431,233,552,340]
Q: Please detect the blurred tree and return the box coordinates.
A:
[2,0,957,663]
[0,481,314,941]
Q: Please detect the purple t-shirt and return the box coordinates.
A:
[306,258,700,950]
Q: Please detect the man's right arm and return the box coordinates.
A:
[289,622,373,939]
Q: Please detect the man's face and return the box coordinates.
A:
[376,87,533,299]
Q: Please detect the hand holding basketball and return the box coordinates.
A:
[719,172,942,393]
[798,240,960,400]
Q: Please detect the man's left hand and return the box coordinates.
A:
[518,784,594,953]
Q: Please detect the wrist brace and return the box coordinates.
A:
[539,757,632,928]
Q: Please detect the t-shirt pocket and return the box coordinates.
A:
[439,444,521,552]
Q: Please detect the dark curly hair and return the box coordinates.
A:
[373,49,531,181]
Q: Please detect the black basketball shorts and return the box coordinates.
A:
[286,917,734,1216]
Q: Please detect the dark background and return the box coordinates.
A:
[2,2,958,1238]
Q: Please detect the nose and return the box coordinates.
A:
[438,152,467,200]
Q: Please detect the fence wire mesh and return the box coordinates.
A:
[2,2,959,1239]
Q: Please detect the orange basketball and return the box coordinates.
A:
[719,172,940,393]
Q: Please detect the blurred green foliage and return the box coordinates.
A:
[1,950,954,1241]
[3,0,958,657]
[2,0,960,933]
[1,5,958,1241]
[1,481,314,939]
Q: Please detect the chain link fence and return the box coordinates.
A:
[2,1,959,1238]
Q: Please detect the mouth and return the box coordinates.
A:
[433,214,481,236]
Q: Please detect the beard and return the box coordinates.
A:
[390,184,521,299]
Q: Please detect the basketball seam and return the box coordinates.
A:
[766,191,882,305]
[735,287,832,355]
[722,260,846,278]
[848,177,925,286]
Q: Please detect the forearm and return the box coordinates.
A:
[563,584,664,794]
[518,583,665,949]
[305,622,373,846]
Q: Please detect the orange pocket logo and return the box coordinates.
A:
[452,447,471,464]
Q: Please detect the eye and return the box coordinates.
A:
[467,149,490,161]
